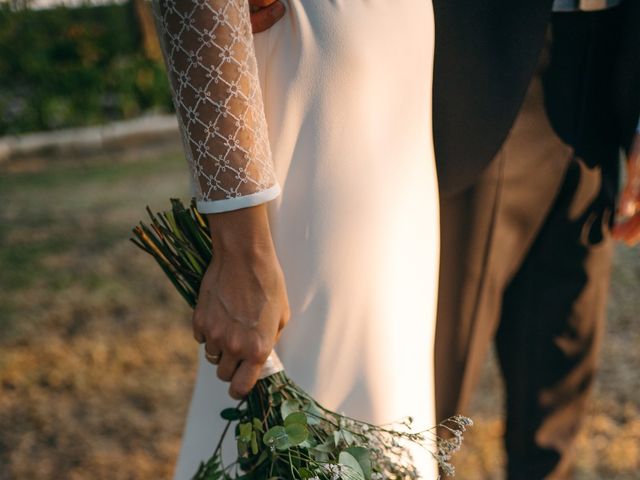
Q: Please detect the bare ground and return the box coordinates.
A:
[0,154,638,479]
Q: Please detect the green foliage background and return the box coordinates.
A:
[0,2,173,135]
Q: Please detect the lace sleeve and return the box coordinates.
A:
[151,0,280,213]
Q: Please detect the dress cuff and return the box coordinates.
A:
[196,183,281,214]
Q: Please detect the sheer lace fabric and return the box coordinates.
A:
[151,0,279,213]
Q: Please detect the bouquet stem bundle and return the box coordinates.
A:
[131,199,471,479]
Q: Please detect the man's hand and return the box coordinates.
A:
[613,132,640,246]
[249,0,285,33]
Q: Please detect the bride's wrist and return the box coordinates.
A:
[206,204,275,258]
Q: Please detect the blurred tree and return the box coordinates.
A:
[9,0,33,9]
[133,0,161,61]
[0,2,172,135]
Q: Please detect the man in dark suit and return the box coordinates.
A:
[432,1,639,477]
[249,0,640,477]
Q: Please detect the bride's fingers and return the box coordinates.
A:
[229,360,262,399]
[216,353,241,382]
[192,308,208,344]
[193,330,206,344]
[249,0,279,7]
[276,314,289,342]
[249,1,285,34]
[203,340,222,365]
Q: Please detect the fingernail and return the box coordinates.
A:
[229,388,244,400]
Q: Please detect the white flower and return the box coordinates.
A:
[321,464,344,480]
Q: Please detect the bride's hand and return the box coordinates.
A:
[193,204,290,399]
[249,0,286,34]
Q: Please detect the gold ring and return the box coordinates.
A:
[205,350,221,365]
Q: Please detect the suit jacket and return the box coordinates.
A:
[432,0,640,196]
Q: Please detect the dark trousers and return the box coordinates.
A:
[434,22,619,479]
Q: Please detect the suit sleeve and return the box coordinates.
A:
[151,0,280,213]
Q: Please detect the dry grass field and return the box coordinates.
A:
[0,153,638,479]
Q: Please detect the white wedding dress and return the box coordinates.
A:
[152,0,439,477]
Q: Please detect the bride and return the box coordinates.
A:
[151,0,439,477]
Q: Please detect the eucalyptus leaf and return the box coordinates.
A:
[310,448,329,463]
[283,411,307,427]
[333,430,342,448]
[312,439,334,453]
[338,451,365,480]
[298,468,316,479]
[220,408,242,421]
[302,401,324,425]
[280,399,301,419]
[341,429,355,446]
[345,446,373,479]
[284,422,308,446]
[263,425,290,450]
[299,436,318,449]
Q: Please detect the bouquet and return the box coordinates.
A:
[131,199,471,479]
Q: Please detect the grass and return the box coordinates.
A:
[0,153,638,479]
[0,153,196,479]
